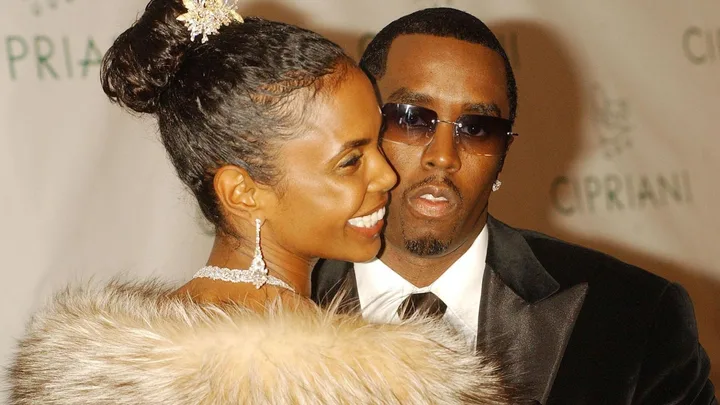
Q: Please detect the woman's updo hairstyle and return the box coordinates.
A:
[101,0,354,230]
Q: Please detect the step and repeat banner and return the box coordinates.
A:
[1,0,719,397]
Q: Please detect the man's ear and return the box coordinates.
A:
[506,135,515,150]
[497,137,514,174]
[213,165,272,221]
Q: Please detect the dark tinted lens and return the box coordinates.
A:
[456,115,513,155]
[401,105,435,129]
[381,104,437,146]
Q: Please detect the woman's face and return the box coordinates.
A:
[263,68,397,263]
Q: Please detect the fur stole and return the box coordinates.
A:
[8,279,515,404]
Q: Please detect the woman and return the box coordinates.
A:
[8,0,516,404]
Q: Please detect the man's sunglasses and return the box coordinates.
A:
[381,103,518,156]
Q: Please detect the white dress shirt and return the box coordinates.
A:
[354,225,488,346]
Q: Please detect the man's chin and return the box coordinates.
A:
[403,236,452,257]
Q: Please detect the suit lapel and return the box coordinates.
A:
[311,259,359,313]
[480,216,587,404]
[314,217,588,403]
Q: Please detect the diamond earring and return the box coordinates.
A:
[248,218,269,288]
[492,180,502,192]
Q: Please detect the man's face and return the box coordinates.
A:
[375,34,511,257]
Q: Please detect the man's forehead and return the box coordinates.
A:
[381,34,506,86]
[384,87,502,117]
[378,34,508,115]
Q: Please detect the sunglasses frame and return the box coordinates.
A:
[381,103,518,157]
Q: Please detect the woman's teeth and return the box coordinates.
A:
[419,193,448,202]
[348,207,386,228]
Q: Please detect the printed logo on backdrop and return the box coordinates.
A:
[550,84,693,216]
[4,0,108,81]
[590,85,632,159]
[682,26,720,65]
[22,0,75,16]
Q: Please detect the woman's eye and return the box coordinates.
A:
[339,154,362,168]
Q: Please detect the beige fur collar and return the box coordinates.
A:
[8,279,516,404]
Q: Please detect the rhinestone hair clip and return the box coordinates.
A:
[177,0,243,43]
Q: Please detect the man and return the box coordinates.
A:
[312,7,715,405]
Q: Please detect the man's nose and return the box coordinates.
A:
[420,122,461,173]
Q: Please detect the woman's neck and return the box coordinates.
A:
[205,232,316,297]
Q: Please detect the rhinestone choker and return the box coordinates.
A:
[193,265,295,292]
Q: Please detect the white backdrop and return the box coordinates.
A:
[2,0,719,399]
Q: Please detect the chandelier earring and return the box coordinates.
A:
[492,180,502,192]
[247,218,268,287]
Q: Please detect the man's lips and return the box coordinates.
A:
[405,184,460,218]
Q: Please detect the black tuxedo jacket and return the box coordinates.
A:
[312,216,716,404]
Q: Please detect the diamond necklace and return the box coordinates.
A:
[193,265,295,292]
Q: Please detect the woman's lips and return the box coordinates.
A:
[347,206,386,238]
[347,219,385,239]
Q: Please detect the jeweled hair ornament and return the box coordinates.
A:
[177,0,243,43]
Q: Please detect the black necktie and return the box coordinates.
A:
[397,292,447,320]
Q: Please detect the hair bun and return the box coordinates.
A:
[101,0,190,114]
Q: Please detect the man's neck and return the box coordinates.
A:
[377,233,480,288]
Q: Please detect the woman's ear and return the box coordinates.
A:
[213,165,272,221]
